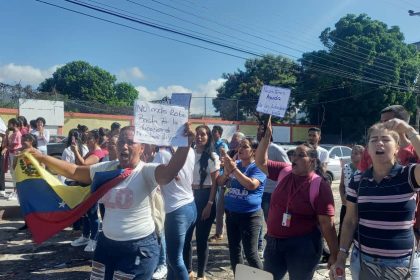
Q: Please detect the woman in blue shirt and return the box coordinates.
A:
[217,138,266,272]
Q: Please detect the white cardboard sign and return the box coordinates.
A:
[171,93,192,110]
[256,85,291,117]
[134,101,188,147]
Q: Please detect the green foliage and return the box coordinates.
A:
[297,14,420,142]
[213,55,299,120]
[114,82,138,106]
[38,61,138,106]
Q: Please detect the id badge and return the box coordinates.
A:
[282,212,291,227]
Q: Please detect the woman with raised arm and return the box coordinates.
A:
[331,119,420,280]
[70,129,106,252]
[255,116,338,280]
[28,124,195,280]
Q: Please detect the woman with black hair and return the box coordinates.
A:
[58,129,88,185]
[70,129,105,253]
[184,125,220,280]
[17,116,29,135]
[255,116,338,280]
[31,117,50,155]
[217,138,266,273]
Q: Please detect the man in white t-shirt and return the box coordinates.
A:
[307,127,329,174]
[307,126,331,263]
[30,125,195,280]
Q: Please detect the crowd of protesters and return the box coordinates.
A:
[1,103,420,280]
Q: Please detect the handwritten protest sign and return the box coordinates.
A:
[134,101,188,147]
[171,93,192,110]
[256,85,291,117]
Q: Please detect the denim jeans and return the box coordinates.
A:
[225,209,263,272]
[165,201,197,280]
[264,230,322,280]
[157,231,166,266]
[261,192,271,222]
[258,192,272,250]
[350,246,420,280]
[93,232,159,280]
[184,188,216,278]
[82,203,99,240]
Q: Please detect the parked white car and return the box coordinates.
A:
[320,145,352,182]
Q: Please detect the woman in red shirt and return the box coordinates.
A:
[255,116,338,280]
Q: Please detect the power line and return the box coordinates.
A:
[175,0,417,78]
[33,0,250,60]
[34,0,419,97]
[68,0,418,92]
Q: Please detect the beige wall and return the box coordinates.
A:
[63,117,131,136]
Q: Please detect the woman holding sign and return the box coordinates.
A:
[255,116,338,280]
[28,125,195,280]
[184,125,220,280]
[217,139,266,273]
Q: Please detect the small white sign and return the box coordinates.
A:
[256,85,291,117]
[171,93,192,110]
[134,101,188,147]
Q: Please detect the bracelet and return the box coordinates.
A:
[339,247,349,255]
[407,129,419,141]
[230,168,238,174]
[207,201,214,205]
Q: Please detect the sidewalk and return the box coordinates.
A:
[0,172,22,220]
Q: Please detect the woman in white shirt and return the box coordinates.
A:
[29,125,194,280]
[184,125,220,280]
[30,117,50,155]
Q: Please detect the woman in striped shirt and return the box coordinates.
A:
[332,119,420,279]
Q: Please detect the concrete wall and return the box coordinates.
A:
[0,108,317,143]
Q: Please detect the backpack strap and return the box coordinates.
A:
[277,165,292,182]
[309,173,322,210]
[277,166,322,211]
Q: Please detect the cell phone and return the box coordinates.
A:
[260,117,269,138]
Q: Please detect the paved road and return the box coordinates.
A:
[0,175,350,279]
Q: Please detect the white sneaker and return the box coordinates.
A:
[71,236,89,247]
[84,239,97,252]
[152,265,168,279]
[7,192,18,201]
[0,191,6,198]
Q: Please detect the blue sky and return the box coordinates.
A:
[1,0,419,114]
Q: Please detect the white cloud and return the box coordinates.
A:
[117,67,145,82]
[135,78,226,115]
[0,63,61,86]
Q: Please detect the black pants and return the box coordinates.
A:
[184,188,216,278]
[264,230,322,280]
[0,153,5,192]
[226,209,263,273]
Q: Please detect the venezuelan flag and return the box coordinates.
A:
[15,153,127,244]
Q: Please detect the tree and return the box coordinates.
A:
[114,82,138,106]
[213,55,300,120]
[296,14,420,142]
[38,61,138,106]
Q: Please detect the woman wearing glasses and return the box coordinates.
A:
[255,116,338,280]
